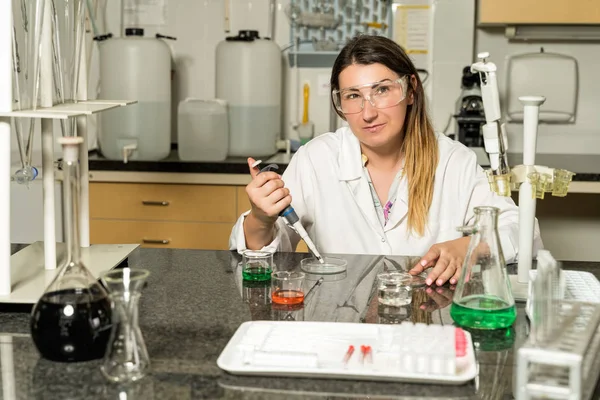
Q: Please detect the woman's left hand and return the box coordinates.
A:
[409,237,471,286]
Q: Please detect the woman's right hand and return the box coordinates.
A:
[245,157,293,227]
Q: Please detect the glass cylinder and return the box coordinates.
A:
[51,0,86,104]
[30,137,112,362]
[51,0,86,137]
[101,268,151,383]
[450,206,516,330]
[241,250,273,282]
[11,0,46,110]
[11,0,44,183]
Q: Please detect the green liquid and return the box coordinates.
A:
[242,267,272,282]
[450,295,516,330]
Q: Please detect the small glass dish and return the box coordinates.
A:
[300,256,347,275]
[377,271,414,307]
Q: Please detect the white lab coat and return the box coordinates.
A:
[229,127,542,263]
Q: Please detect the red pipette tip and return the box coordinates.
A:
[455,328,467,357]
[343,345,355,364]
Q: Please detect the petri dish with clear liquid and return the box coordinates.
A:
[300,256,347,275]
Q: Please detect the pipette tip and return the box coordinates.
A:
[316,255,325,264]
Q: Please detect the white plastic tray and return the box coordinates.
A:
[217,321,478,385]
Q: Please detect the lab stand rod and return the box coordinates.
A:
[1,335,16,400]
[0,0,12,295]
[0,121,10,295]
[522,98,541,166]
[78,115,90,247]
[42,121,56,270]
[77,39,90,248]
[517,96,545,284]
[41,0,56,270]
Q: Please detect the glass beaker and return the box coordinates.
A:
[377,303,411,324]
[450,206,517,330]
[30,137,112,362]
[101,268,151,383]
[272,302,305,321]
[241,250,273,282]
[243,280,272,320]
[377,271,413,307]
[271,271,305,306]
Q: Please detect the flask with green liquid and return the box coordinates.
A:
[450,206,516,330]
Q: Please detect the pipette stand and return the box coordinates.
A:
[0,1,138,303]
[487,96,575,301]
[509,97,549,300]
[472,52,577,302]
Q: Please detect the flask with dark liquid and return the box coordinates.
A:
[31,136,112,362]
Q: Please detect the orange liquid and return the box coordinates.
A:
[272,289,304,305]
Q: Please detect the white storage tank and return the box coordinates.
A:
[98,28,172,161]
[177,98,229,162]
[216,30,282,157]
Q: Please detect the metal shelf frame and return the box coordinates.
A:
[0,1,137,302]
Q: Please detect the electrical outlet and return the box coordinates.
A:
[318,74,330,96]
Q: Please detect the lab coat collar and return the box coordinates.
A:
[337,128,363,181]
[337,129,383,235]
[336,127,409,233]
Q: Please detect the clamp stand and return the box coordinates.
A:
[471,53,575,302]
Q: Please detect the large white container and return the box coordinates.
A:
[177,99,229,162]
[98,28,171,161]
[216,30,282,157]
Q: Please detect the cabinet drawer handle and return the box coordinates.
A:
[142,200,170,206]
[142,239,170,244]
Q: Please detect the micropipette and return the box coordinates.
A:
[254,161,325,264]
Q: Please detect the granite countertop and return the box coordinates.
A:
[88,148,600,182]
[1,247,600,399]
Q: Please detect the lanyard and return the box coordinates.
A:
[361,155,404,227]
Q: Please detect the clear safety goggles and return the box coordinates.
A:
[332,76,409,115]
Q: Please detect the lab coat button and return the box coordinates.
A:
[381,237,386,242]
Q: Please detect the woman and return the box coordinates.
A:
[229,35,542,286]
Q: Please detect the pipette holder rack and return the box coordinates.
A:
[480,92,575,301]
[485,165,575,200]
[516,301,600,400]
[287,0,392,66]
[0,1,138,302]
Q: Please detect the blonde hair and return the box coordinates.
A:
[331,35,438,236]
[402,80,438,236]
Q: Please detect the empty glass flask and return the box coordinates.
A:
[101,268,151,383]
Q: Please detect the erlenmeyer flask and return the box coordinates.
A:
[450,206,516,330]
[101,268,151,382]
[30,137,112,362]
